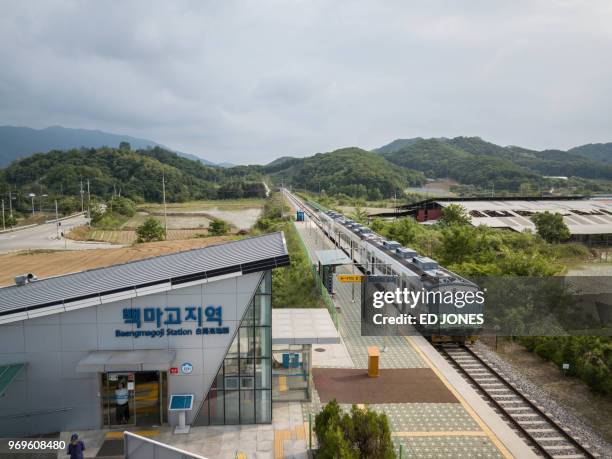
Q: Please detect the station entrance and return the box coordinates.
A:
[101,371,167,428]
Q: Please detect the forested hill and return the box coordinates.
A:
[261,147,424,199]
[376,136,612,189]
[568,143,612,164]
[0,146,265,204]
[0,125,217,167]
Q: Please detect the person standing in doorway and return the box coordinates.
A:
[115,381,130,424]
[67,433,85,459]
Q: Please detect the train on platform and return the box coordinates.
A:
[284,190,483,343]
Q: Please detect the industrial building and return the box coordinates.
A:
[0,233,293,435]
[372,196,612,242]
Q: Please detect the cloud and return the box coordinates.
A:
[0,0,611,163]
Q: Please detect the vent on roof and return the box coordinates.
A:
[413,256,438,271]
[396,247,418,259]
[15,273,37,286]
[383,240,401,251]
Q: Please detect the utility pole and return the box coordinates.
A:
[87,179,91,222]
[80,179,84,213]
[1,199,5,230]
[29,193,35,216]
[55,200,59,239]
[162,170,168,238]
[8,186,13,217]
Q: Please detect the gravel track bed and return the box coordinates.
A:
[474,341,611,458]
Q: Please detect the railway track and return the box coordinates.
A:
[439,344,597,459]
[284,189,600,458]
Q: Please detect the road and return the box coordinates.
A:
[0,215,119,253]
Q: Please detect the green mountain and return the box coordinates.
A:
[568,143,612,164]
[263,147,424,199]
[0,146,265,209]
[0,125,217,167]
[373,138,423,155]
[376,136,612,189]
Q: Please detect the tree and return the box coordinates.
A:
[4,214,17,228]
[110,196,136,217]
[209,218,230,236]
[119,141,131,151]
[136,217,165,242]
[531,211,570,243]
[350,206,368,224]
[439,204,470,226]
[344,405,395,459]
[58,196,79,216]
[315,400,397,458]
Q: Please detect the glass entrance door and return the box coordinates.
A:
[102,372,136,428]
[134,371,161,426]
[102,371,163,427]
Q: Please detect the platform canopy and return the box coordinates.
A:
[76,350,176,373]
[315,249,352,266]
[272,308,340,345]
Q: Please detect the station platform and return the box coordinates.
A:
[293,218,537,459]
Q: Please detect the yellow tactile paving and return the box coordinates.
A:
[294,424,305,440]
[274,430,291,459]
[405,336,513,459]
[278,375,288,392]
[393,431,488,437]
[235,453,247,459]
[105,429,159,439]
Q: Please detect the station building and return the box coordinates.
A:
[0,233,292,435]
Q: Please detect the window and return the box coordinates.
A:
[193,271,273,425]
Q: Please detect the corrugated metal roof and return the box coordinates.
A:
[0,232,289,316]
[436,199,612,235]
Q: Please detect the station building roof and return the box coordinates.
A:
[0,232,289,323]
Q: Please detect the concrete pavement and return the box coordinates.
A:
[0,215,119,253]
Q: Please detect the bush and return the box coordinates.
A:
[110,196,136,217]
[136,217,165,242]
[518,336,612,395]
[315,400,396,459]
[531,211,570,243]
[209,218,230,236]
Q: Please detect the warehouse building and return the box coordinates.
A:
[373,196,612,242]
[0,233,291,435]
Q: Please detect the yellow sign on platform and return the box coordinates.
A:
[337,274,363,283]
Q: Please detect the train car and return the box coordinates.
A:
[317,206,482,343]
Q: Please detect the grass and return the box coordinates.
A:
[139,198,265,212]
[68,226,215,244]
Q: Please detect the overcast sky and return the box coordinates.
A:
[1,0,611,164]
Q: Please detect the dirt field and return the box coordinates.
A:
[140,198,265,212]
[139,199,264,230]
[69,227,210,244]
[122,212,212,230]
[0,236,233,287]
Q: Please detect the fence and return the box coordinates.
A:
[290,219,339,329]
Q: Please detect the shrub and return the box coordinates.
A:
[531,211,570,243]
[110,196,136,217]
[209,218,230,236]
[136,217,165,242]
[315,400,396,458]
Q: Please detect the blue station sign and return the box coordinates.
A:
[115,305,229,338]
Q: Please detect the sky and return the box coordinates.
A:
[1,0,611,164]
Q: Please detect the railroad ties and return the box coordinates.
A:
[438,344,597,459]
